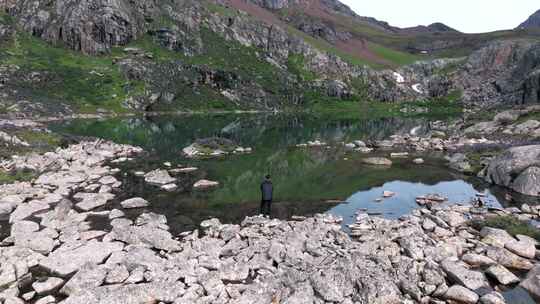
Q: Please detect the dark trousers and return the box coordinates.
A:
[260,200,272,216]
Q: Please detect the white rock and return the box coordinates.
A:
[32,277,64,295]
[120,197,150,209]
[486,265,520,285]
[193,180,219,189]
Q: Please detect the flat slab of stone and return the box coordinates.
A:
[505,240,536,259]
[441,260,488,290]
[362,157,392,166]
[74,193,115,211]
[480,227,516,247]
[61,282,185,304]
[60,264,107,296]
[35,171,87,187]
[9,201,51,223]
[39,241,124,277]
[32,277,64,295]
[486,247,534,270]
[111,225,180,251]
[486,265,520,285]
[144,169,175,186]
[193,180,219,190]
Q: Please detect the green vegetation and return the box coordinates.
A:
[1,32,143,113]
[16,130,62,148]
[285,26,381,68]
[129,28,286,96]
[368,42,421,66]
[0,169,35,184]
[516,110,540,124]
[0,11,13,25]
[203,0,239,17]
[473,216,540,242]
[0,129,62,159]
[307,97,463,121]
[286,54,317,82]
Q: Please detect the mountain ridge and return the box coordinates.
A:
[0,0,539,118]
[519,9,540,29]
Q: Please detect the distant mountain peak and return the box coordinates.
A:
[518,9,540,29]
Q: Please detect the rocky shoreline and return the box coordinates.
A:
[0,140,538,303]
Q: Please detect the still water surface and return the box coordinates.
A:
[49,114,514,230]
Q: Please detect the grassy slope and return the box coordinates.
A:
[2,2,530,116]
[0,31,142,113]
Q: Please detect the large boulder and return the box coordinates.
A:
[520,265,540,299]
[39,241,124,277]
[484,145,540,196]
[5,0,149,55]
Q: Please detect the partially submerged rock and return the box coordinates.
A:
[144,169,175,186]
[193,179,220,190]
[362,157,392,166]
[183,137,251,158]
[120,197,149,209]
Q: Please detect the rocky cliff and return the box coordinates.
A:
[0,0,539,117]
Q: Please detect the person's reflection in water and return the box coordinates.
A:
[260,174,273,218]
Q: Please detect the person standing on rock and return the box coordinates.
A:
[260,174,273,218]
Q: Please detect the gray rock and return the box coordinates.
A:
[32,277,64,295]
[111,225,180,251]
[136,212,167,228]
[104,264,129,284]
[35,296,55,304]
[0,263,18,290]
[462,254,496,267]
[444,285,479,304]
[10,201,50,223]
[486,264,519,286]
[511,166,540,197]
[22,291,35,301]
[494,110,520,124]
[422,219,437,231]
[480,227,515,247]
[219,260,249,282]
[61,282,186,304]
[484,145,540,196]
[120,197,149,209]
[362,157,392,166]
[505,240,536,259]
[441,259,488,290]
[74,193,115,211]
[520,265,540,298]
[144,169,175,186]
[108,209,125,219]
[39,241,124,277]
[438,211,467,227]
[480,291,506,304]
[3,297,25,304]
[61,263,107,296]
[486,247,534,270]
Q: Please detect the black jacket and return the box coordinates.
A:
[261,180,273,201]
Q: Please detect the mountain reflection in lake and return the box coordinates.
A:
[50,114,511,233]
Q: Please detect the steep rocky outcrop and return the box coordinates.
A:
[484,145,540,196]
[518,9,540,29]
[454,40,540,105]
[1,0,152,55]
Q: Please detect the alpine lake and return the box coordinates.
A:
[48,112,538,303]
